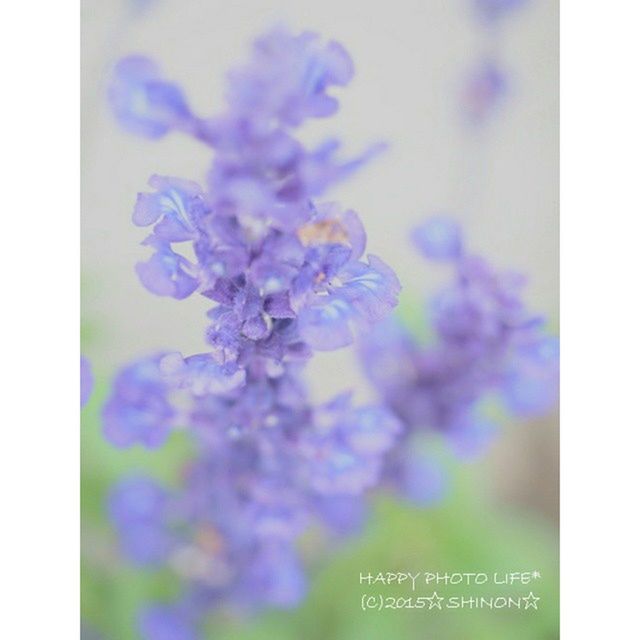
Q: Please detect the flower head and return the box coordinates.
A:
[360,216,558,500]
[109,56,192,139]
[462,60,508,125]
[104,27,401,633]
[102,355,176,449]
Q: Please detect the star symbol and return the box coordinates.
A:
[427,591,444,610]
[522,591,540,610]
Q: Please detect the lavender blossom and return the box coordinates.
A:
[80,356,93,407]
[139,605,195,640]
[109,56,192,139]
[103,354,177,449]
[108,476,173,566]
[462,60,508,126]
[473,0,529,23]
[360,216,558,501]
[411,215,462,261]
[112,30,400,374]
[107,367,401,622]
[105,27,401,638]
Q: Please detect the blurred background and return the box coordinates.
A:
[81,0,558,638]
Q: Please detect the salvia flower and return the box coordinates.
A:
[108,476,174,566]
[225,27,355,127]
[80,356,94,407]
[139,605,196,640]
[105,27,401,639]
[111,31,400,375]
[359,216,558,501]
[462,59,508,126]
[107,373,401,630]
[109,56,193,139]
[472,0,529,23]
[103,354,177,449]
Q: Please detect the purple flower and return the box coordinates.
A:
[243,544,307,608]
[109,56,192,139]
[103,363,399,616]
[158,352,246,396]
[112,35,399,364]
[139,604,196,640]
[109,476,168,523]
[133,176,204,241]
[473,0,529,23]
[314,494,366,535]
[412,216,462,261]
[108,477,174,566]
[359,216,558,494]
[297,255,401,351]
[302,399,402,495]
[104,27,403,634]
[102,355,176,448]
[226,27,354,127]
[503,336,560,416]
[135,241,199,299]
[462,60,507,125]
[446,415,498,459]
[81,356,93,407]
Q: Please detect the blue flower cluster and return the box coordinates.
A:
[103,26,557,640]
[359,217,558,504]
[104,27,402,638]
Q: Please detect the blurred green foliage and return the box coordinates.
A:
[82,380,558,640]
